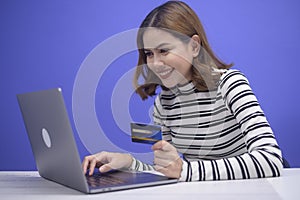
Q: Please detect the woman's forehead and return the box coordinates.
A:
[142,28,181,49]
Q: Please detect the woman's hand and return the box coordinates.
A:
[82,151,133,176]
[152,140,183,179]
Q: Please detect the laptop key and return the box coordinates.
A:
[86,173,126,187]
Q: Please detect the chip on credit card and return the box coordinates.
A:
[130,122,162,144]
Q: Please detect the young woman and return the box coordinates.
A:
[82,1,283,181]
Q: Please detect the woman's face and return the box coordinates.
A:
[143,28,196,88]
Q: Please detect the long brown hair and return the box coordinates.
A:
[133,1,233,100]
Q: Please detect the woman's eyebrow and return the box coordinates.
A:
[156,43,171,49]
[144,43,172,50]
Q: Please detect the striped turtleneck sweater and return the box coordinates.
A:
[130,69,283,181]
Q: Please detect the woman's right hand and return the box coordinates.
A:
[82,151,133,176]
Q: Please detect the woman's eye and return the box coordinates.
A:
[144,51,153,58]
[159,49,169,55]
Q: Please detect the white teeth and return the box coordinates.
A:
[158,69,172,76]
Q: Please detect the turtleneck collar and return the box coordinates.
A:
[166,81,196,95]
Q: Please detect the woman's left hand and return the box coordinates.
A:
[152,140,183,179]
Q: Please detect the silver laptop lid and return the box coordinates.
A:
[17,88,89,193]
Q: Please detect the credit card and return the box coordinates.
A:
[130,122,162,144]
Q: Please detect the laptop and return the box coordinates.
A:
[17,88,177,194]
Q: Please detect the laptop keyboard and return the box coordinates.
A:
[86,173,126,187]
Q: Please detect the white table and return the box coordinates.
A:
[0,168,299,200]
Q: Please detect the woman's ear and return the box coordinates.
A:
[190,35,201,57]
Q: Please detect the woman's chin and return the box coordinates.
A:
[161,79,178,89]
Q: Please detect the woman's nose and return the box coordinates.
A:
[153,54,163,66]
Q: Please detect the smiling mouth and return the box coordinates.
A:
[156,68,174,79]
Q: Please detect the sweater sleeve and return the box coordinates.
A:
[129,157,155,171]
[179,70,283,181]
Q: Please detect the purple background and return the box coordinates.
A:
[1,0,299,170]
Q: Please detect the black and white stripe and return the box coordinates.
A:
[131,69,283,181]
